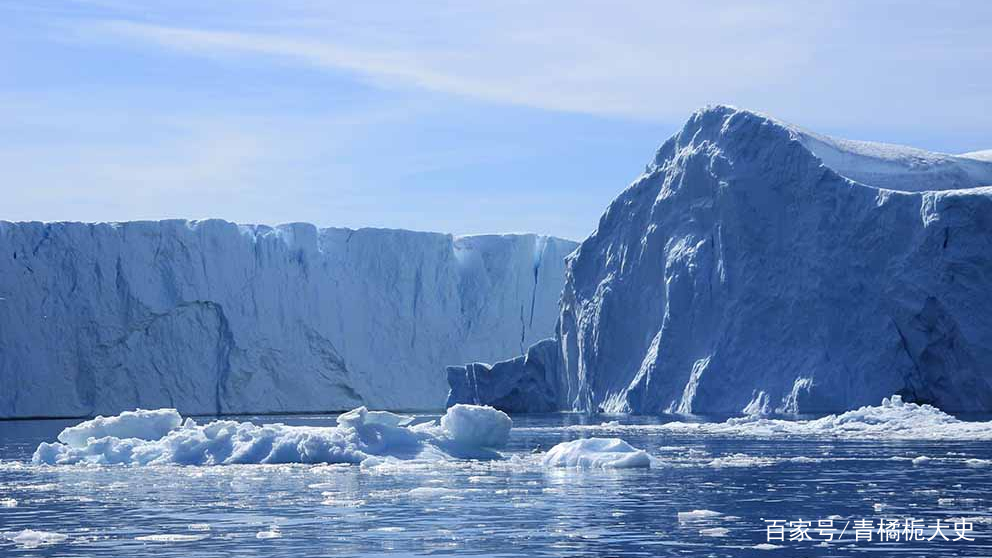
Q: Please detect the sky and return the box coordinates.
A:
[2,1,990,240]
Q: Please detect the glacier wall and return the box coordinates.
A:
[449,106,992,414]
[0,220,577,418]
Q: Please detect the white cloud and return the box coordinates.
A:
[71,2,824,120]
[63,0,992,132]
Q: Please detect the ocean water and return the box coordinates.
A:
[2,413,991,557]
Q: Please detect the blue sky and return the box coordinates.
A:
[2,1,990,240]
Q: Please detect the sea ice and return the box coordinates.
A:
[5,529,67,548]
[660,396,992,440]
[677,510,723,522]
[542,438,651,469]
[707,454,776,468]
[135,534,209,542]
[32,404,511,466]
[699,527,729,537]
[255,528,282,539]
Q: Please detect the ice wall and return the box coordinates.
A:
[0,221,576,418]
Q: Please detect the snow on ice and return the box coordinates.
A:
[542,438,651,469]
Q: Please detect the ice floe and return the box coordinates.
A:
[255,527,282,539]
[135,533,209,542]
[542,438,651,469]
[3,529,68,548]
[707,454,776,468]
[661,396,992,440]
[32,404,511,466]
[678,510,722,522]
[529,396,992,441]
[699,527,729,537]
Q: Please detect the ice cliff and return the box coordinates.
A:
[0,221,577,418]
[449,105,992,414]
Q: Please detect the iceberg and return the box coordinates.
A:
[449,105,992,414]
[32,404,512,466]
[542,437,651,469]
[0,221,576,418]
[445,338,561,412]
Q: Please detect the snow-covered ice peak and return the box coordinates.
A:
[649,105,992,193]
[960,149,992,162]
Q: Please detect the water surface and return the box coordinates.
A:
[2,413,991,557]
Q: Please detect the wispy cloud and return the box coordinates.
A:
[63,0,992,132]
[69,2,823,121]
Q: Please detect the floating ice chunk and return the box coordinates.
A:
[187,524,210,532]
[708,454,776,468]
[135,533,209,542]
[911,456,932,465]
[0,498,16,507]
[543,438,651,469]
[32,405,509,466]
[699,527,729,537]
[7,530,67,547]
[965,458,992,467]
[256,527,281,539]
[949,516,992,525]
[439,405,511,449]
[678,510,723,522]
[753,543,784,550]
[406,487,457,499]
[659,396,992,440]
[337,407,413,428]
[57,409,182,447]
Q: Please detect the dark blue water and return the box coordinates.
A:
[2,413,991,557]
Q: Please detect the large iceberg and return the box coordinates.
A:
[0,221,576,418]
[449,105,992,414]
